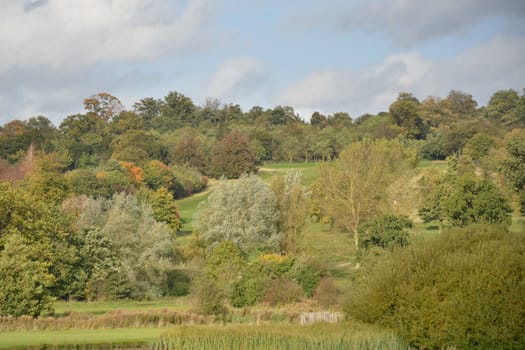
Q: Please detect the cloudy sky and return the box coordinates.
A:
[1,0,524,125]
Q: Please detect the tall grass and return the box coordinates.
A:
[151,323,410,350]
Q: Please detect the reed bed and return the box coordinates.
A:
[150,323,410,350]
[0,309,211,332]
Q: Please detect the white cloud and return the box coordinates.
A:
[0,0,223,123]
[286,0,525,46]
[205,57,269,102]
[0,0,218,72]
[277,35,525,118]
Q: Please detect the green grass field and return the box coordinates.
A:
[0,327,171,349]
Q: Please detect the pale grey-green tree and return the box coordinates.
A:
[193,175,281,252]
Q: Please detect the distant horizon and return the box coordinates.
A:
[1,0,524,125]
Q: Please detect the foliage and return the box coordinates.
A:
[171,165,207,197]
[0,234,55,317]
[204,240,245,292]
[358,214,412,251]
[209,130,257,179]
[263,278,305,306]
[146,187,182,233]
[313,277,341,308]
[418,174,512,228]
[345,224,525,349]
[83,92,123,122]
[77,193,176,299]
[389,92,427,139]
[193,175,281,253]
[191,277,228,319]
[500,128,525,212]
[317,138,415,247]
[270,171,308,254]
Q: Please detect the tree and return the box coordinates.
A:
[83,92,124,122]
[154,91,196,132]
[358,214,412,251]
[443,90,478,116]
[500,128,525,213]
[310,112,327,128]
[0,234,55,316]
[418,174,512,228]
[110,130,163,166]
[133,97,164,129]
[317,139,415,247]
[59,113,112,167]
[77,193,176,299]
[389,92,427,139]
[270,171,308,255]
[209,130,257,179]
[169,128,207,170]
[193,175,281,253]
[486,89,521,127]
[147,187,181,233]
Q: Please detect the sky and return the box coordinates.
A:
[1,0,524,125]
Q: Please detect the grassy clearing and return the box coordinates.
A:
[0,327,171,349]
[151,323,409,350]
[417,159,447,169]
[176,191,210,232]
[259,162,320,186]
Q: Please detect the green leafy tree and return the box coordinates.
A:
[148,187,181,233]
[270,171,308,255]
[317,139,415,247]
[487,89,521,127]
[0,234,55,317]
[59,113,112,168]
[500,128,525,214]
[418,174,512,228]
[194,175,281,253]
[389,92,427,139]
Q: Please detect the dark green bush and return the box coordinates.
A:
[345,224,525,349]
[358,214,412,250]
[229,275,268,308]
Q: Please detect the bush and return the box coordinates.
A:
[345,224,525,349]
[263,278,304,306]
[313,277,341,308]
[192,277,228,320]
[358,214,412,251]
[229,275,268,308]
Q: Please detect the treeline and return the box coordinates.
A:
[1,89,525,173]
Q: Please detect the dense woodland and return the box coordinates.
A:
[1,88,525,349]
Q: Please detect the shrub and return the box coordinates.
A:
[358,214,412,251]
[229,275,268,308]
[313,277,341,308]
[263,278,305,306]
[191,277,228,320]
[345,224,525,349]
